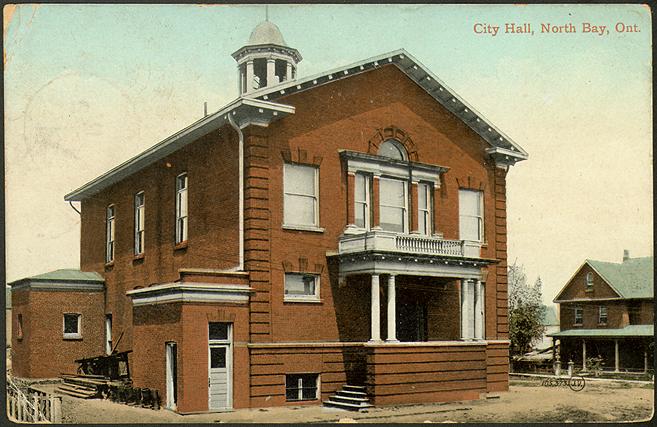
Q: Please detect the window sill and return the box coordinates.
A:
[573,323,583,327]
[284,298,323,304]
[283,225,325,233]
[104,261,114,270]
[598,323,607,326]
[174,241,188,251]
[585,288,594,293]
[63,334,83,341]
[133,253,145,262]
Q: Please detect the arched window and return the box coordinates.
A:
[378,139,407,161]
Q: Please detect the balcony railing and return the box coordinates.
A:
[339,229,481,258]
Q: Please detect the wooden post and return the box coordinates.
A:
[33,392,39,422]
[582,339,587,371]
[645,350,649,373]
[614,339,620,372]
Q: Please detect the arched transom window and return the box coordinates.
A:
[378,139,407,161]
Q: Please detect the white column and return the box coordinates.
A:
[614,339,620,372]
[582,340,587,371]
[370,274,381,342]
[245,60,254,93]
[267,58,277,86]
[386,275,398,342]
[644,350,649,373]
[467,280,475,339]
[460,279,467,339]
[286,62,293,81]
[474,280,482,340]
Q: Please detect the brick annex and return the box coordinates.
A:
[10,21,529,413]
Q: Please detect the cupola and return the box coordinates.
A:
[232,20,302,95]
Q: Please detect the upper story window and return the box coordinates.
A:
[598,306,608,324]
[284,273,320,302]
[574,306,583,325]
[175,173,188,244]
[418,182,433,235]
[585,272,594,290]
[283,163,319,229]
[379,177,408,233]
[134,192,145,255]
[378,139,407,160]
[354,173,371,229]
[105,205,115,263]
[63,313,81,339]
[459,189,484,241]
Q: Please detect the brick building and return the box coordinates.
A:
[11,21,528,412]
[549,251,653,373]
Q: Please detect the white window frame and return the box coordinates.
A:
[574,306,583,325]
[354,173,371,230]
[285,373,319,401]
[598,306,608,324]
[105,205,115,263]
[175,173,188,244]
[134,191,145,255]
[417,181,433,235]
[586,272,594,289]
[459,189,484,242]
[283,163,320,230]
[284,273,320,302]
[63,313,82,339]
[379,176,408,233]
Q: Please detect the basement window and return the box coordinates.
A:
[285,374,319,401]
[63,313,82,339]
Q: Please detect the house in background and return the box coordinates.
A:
[10,20,528,412]
[549,251,653,373]
[534,305,559,351]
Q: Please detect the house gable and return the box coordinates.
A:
[554,262,622,302]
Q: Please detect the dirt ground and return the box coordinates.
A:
[39,378,654,424]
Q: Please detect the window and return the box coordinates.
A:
[574,307,583,325]
[354,173,371,229]
[17,314,23,340]
[63,313,81,339]
[134,192,145,255]
[175,174,188,244]
[105,205,115,263]
[598,306,608,324]
[285,374,318,401]
[284,273,320,302]
[459,190,484,241]
[379,177,408,233]
[283,163,319,228]
[586,272,594,289]
[209,323,229,341]
[418,182,433,235]
[378,139,407,160]
[105,314,112,355]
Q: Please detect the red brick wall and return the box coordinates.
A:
[560,301,633,330]
[11,289,104,378]
[485,341,509,392]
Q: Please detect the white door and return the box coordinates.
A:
[209,344,230,410]
[165,342,177,410]
[105,315,112,355]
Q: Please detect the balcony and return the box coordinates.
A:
[338,229,481,258]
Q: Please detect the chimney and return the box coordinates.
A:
[623,249,630,262]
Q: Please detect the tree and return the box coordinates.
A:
[508,263,545,355]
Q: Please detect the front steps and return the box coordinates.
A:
[323,385,373,411]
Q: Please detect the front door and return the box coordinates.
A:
[397,300,428,342]
[208,322,232,411]
[165,342,177,410]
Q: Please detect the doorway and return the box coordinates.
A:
[165,342,177,410]
[208,323,232,411]
[397,299,428,342]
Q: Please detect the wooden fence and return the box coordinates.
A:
[6,379,62,423]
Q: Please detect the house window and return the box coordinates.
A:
[105,205,115,263]
[285,374,319,401]
[354,173,371,229]
[63,313,81,339]
[586,272,594,290]
[378,139,407,160]
[283,163,319,228]
[17,314,23,340]
[418,182,433,235]
[379,177,408,233]
[134,192,145,255]
[459,189,484,241]
[175,173,188,244]
[574,307,583,325]
[598,306,608,324]
[284,273,320,302]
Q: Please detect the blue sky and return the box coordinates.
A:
[4,4,652,304]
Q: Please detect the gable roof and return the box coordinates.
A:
[9,269,105,291]
[65,49,527,202]
[587,257,653,299]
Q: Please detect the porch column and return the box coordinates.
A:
[582,339,587,371]
[644,350,649,373]
[370,274,381,342]
[386,275,398,342]
[372,176,381,229]
[474,280,483,340]
[460,279,473,340]
[614,339,620,372]
[245,60,254,93]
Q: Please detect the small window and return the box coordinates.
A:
[17,314,23,340]
[378,139,407,160]
[354,173,371,229]
[418,182,433,235]
[574,307,583,325]
[175,174,188,244]
[284,273,320,302]
[209,323,229,341]
[105,205,115,263]
[586,272,594,289]
[459,189,484,241]
[134,192,145,255]
[63,313,81,339]
[598,306,608,324]
[285,374,319,401]
[379,177,408,233]
[283,163,319,228]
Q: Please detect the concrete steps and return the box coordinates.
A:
[323,385,373,411]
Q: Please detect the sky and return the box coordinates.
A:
[4,4,653,306]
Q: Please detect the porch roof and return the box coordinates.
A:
[548,324,653,338]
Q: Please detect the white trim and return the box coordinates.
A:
[127,282,253,306]
[63,312,82,339]
[226,114,244,271]
[283,273,320,302]
[245,340,509,348]
[283,162,320,229]
[11,281,104,292]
